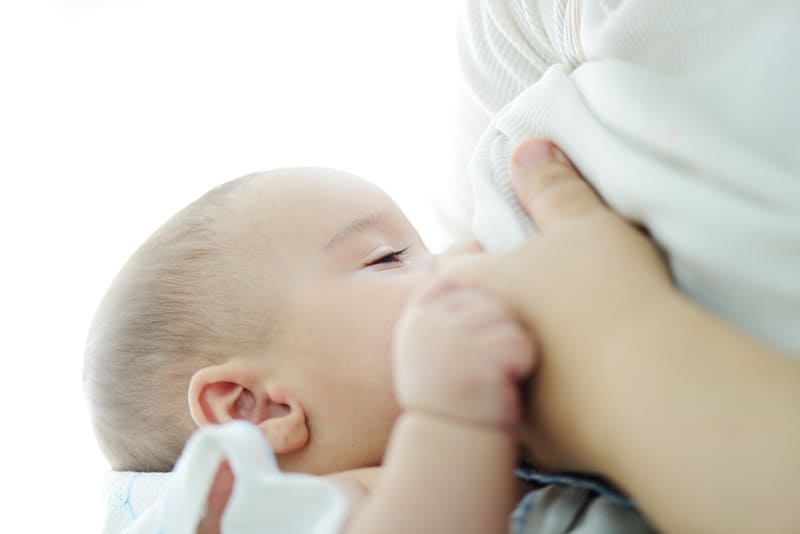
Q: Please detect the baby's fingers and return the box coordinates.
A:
[196,461,233,534]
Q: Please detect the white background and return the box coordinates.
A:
[1,0,460,530]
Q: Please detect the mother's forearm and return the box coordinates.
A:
[584,291,800,533]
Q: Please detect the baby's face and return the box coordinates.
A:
[227,168,434,471]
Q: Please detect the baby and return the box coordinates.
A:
[85,167,538,532]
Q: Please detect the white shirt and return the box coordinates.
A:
[440,0,800,355]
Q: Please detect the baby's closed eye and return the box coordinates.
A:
[366,247,409,266]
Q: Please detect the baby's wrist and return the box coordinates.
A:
[392,411,517,468]
[397,376,524,430]
[400,407,515,438]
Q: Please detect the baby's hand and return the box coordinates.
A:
[392,279,536,427]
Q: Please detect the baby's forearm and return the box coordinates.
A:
[344,412,517,534]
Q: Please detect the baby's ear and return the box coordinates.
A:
[188,361,309,454]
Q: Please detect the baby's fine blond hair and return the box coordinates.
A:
[84,172,279,471]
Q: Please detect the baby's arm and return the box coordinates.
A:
[343,280,535,534]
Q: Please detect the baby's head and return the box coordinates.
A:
[84,168,434,474]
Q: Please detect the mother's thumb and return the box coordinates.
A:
[510,139,605,231]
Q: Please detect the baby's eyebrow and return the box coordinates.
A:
[324,213,384,252]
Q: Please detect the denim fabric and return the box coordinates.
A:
[515,459,633,507]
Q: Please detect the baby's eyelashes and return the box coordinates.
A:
[364,246,409,267]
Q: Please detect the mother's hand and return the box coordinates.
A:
[441,139,673,472]
[444,139,800,533]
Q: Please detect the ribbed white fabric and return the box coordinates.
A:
[445,0,800,355]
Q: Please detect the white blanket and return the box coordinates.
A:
[447,0,800,355]
[103,422,347,534]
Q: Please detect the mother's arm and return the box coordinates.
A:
[445,139,800,534]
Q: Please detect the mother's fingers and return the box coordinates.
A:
[510,139,607,231]
[432,239,483,274]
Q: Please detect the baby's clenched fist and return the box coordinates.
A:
[392,279,536,427]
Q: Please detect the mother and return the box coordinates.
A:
[443,0,800,532]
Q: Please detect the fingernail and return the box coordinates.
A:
[512,139,554,170]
